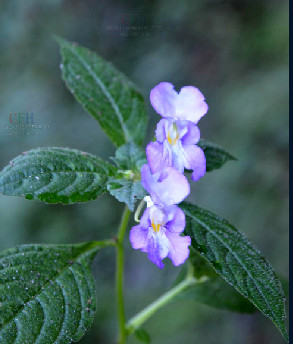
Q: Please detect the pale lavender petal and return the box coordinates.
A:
[155,118,169,142]
[141,164,190,206]
[147,236,164,269]
[156,231,170,259]
[179,122,201,145]
[165,206,186,233]
[156,167,190,205]
[150,82,177,118]
[171,149,185,173]
[140,164,154,193]
[146,141,169,174]
[175,86,208,123]
[149,205,165,225]
[129,225,148,250]
[183,145,206,181]
[139,207,152,228]
[167,233,191,266]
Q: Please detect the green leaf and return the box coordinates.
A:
[174,249,256,313]
[279,276,289,298]
[0,147,117,204]
[112,142,147,171]
[197,139,236,172]
[134,328,151,343]
[0,242,102,344]
[180,202,288,341]
[107,179,146,212]
[57,37,148,147]
[107,143,147,211]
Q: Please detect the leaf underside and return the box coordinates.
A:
[107,143,147,210]
[134,328,151,343]
[57,37,148,147]
[0,147,117,204]
[181,202,288,341]
[0,242,100,344]
[107,178,147,211]
[112,143,147,171]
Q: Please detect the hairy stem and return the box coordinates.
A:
[116,206,131,344]
[126,275,208,335]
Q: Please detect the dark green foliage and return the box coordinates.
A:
[0,242,102,344]
[57,37,148,147]
[181,202,288,341]
[112,143,147,171]
[197,139,236,172]
[0,147,117,204]
[134,328,151,343]
[174,249,256,313]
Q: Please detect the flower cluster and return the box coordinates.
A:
[130,82,208,268]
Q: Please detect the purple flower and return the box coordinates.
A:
[150,82,208,124]
[146,118,206,181]
[129,81,209,269]
[130,204,191,268]
[141,163,190,207]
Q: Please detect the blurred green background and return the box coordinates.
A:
[0,0,288,343]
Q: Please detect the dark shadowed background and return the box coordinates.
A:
[0,1,288,343]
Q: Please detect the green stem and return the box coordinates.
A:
[116,206,131,344]
[126,276,207,335]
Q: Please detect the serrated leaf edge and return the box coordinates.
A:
[182,205,288,340]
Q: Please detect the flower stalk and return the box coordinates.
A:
[116,206,131,344]
[125,275,208,335]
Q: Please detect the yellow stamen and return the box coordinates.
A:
[151,219,161,233]
[167,133,173,145]
[167,123,179,146]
